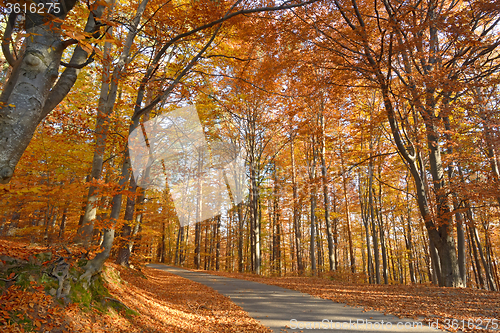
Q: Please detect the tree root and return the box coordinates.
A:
[104,297,133,312]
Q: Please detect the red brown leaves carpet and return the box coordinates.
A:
[103,263,271,333]
[207,271,500,333]
[1,239,271,333]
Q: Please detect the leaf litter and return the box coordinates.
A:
[0,239,271,332]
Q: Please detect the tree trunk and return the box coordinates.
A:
[272,162,281,275]
[340,147,355,273]
[475,88,500,206]
[0,1,102,184]
[216,216,221,271]
[115,106,151,266]
[368,158,380,284]
[75,0,148,247]
[377,208,388,284]
[467,207,497,291]
[290,135,303,273]
[358,171,373,283]
[194,223,201,269]
[237,202,244,272]
[58,206,68,239]
[404,214,416,284]
[175,226,184,266]
[320,111,335,271]
[81,145,132,282]
[468,224,485,289]
[0,22,65,184]
[429,237,442,286]
[308,135,317,275]
[115,175,147,266]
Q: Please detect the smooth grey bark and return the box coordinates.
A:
[0,23,66,183]
[429,237,442,286]
[404,185,416,284]
[58,206,68,239]
[319,111,335,272]
[376,183,389,285]
[215,216,221,271]
[81,139,132,282]
[236,202,244,272]
[79,0,151,277]
[194,148,206,269]
[0,1,106,184]
[442,113,468,286]
[359,181,373,283]
[246,110,262,275]
[368,158,380,284]
[455,205,467,285]
[73,35,113,247]
[307,134,317,274]
[116,109,150,266]
[340,146,355,273]
[271,162,281,274]
[115,176,139,266]
[75,0,149,246]
[290,134,304,273]
[331,189,339,270]
[194,223,202,269]
[249,160,261,274]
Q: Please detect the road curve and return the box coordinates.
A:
[146,264,444,333]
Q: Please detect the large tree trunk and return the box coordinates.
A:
[75,0,148,246]
[328,0,483,287]
[0,23,64,183]
[81,146,132,282]
[115,177,139,266]
[0,1,100,184]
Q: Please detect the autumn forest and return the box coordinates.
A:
[1,0,500,312]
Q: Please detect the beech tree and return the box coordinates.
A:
[0,0,110,184]
[2,0,499,291]
[285,0,500,287]
[0,0,320,185]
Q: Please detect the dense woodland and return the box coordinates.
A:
[0,0,499,290]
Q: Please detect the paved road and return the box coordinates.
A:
[147,264,444,333]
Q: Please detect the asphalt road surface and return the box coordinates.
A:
[147,264,444,333]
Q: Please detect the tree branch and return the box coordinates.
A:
[2,13,19,67]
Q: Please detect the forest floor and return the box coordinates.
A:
[205,270,500,332]
[2,236,499,333]
[0,239,271,333]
